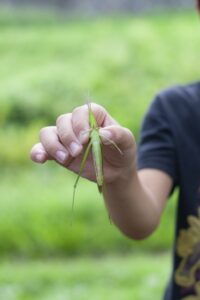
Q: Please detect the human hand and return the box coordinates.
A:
[30,103,136,184]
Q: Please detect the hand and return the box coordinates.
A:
[30,103,136,184]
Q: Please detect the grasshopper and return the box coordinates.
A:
[71,102,122,221]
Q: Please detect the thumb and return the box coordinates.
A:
[99,125,135,151]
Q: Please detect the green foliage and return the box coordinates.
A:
[0,11,196,256]
[0,253,170,300]
[0,167,177,257]
[0,124,41,166]
[0,11,200,166]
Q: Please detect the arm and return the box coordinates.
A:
[103,167,173,240]
[30,102,174,241]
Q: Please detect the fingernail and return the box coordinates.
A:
[35,153,46,163]
[70,142,82,156]
[56,150,68,163]
[99,129,112,142]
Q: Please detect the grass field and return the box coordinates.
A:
[0,9,199,299]
[1,10,200,166]
[0,166,177,257]
[0,10,198,253]
[0,253,170,300]
[0,6,196,260]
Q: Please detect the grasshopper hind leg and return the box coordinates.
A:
[99,133,123,155]
[70,140,92,225]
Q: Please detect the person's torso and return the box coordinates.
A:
[162,82,200,299]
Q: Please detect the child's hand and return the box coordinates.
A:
[30,103,136,184]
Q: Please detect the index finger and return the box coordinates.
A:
[72,102,118,144]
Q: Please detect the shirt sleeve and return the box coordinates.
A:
[137,94,179,195]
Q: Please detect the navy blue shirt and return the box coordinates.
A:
[137,81,200,300]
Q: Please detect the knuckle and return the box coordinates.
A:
[114,125,123,140]
[113,126,134,145]
[72,105,83,115]
[90,103,107,125]
[72,120,82,134]
[56,113,70,127]
[72,106,88,133]
[39,127,49,139]
[91,102,106,114]
[57,127,71,143]
[124,127,134,138]
[123,127,136,147]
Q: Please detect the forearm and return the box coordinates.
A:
[102,167,161,240]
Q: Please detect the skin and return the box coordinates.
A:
[30,103,173,240]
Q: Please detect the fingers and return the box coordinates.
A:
[71,103,118,143]
[56,113,83,157]
[99,125,135,151]
[84,103,118,127]
[55,103,118,155]
[30,102,122,167]
[39,126,69,164]
[30,143,50,164]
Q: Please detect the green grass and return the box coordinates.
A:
[0,11,186,296]
[0,11,200,166]
[0,253,170,300]
[0,10,197,256]
[0,166,177,257]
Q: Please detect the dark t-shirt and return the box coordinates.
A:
[137,81,200,300]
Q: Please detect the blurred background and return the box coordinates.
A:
[0,0,199,299]
[0,0,195,14]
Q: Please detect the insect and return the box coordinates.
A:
[71,102,122,222]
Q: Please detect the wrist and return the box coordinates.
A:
[104,164,138,191]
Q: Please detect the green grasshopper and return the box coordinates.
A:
[71,102,122,220]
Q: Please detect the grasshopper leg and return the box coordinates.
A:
[99,133,123,155]
[70,140,92,225]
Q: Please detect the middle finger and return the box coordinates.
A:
[56,113,83,157]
